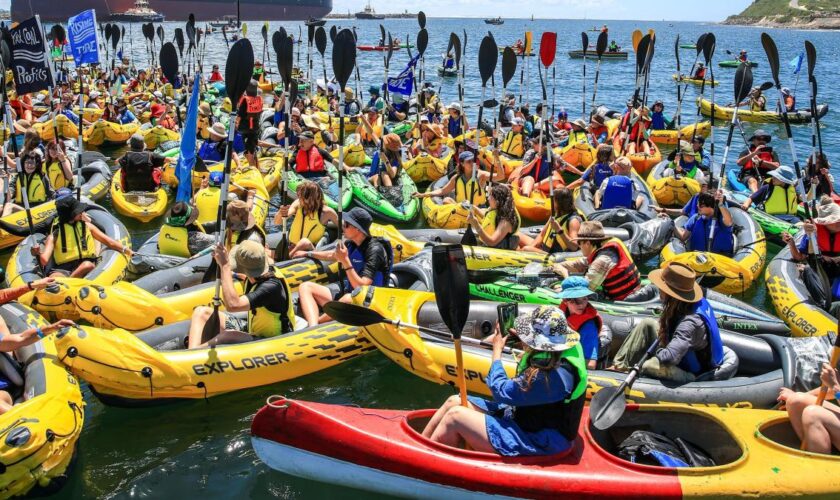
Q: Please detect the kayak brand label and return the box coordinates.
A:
[445,364,486,383]
[192,353,289,375]
[473,284,526,302]
[781,306,820,336]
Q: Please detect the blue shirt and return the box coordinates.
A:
[119,110,137,125]
[682,194,700,218]
[697,149,711,171]
[60,109,80,125]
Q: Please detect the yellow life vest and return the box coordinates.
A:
[46,161,71,190]
[52,220,97,265]
[542,213,584,251]
[314,95,329,112]
[360,117,382,144]
[289,210,326,246]
[567,129,589,145]
[763,183,799,216]
[480,208,520,249]
[15,173,48,205]
[501,130,525,158]
[195,187,221,225]
[454,174,487,206]
[245,274,295,337]
[232,224,267,247]
[158,223,204,258]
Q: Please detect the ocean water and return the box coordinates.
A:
[42,17,840,498]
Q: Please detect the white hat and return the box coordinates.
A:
[448,102,461,112]
[316,79,326,90]
[512,117,525,126]
[153,91,163,99]
[89,90,100,99]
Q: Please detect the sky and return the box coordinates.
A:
[333,0,756,22]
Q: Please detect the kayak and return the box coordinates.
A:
[679,43,697,49]
[725,186,800,245]
[719,59,758,68]
[352,287,797,409]
[83,119,141,147]
[252,399,839,498]
[357,44,414,51]
[766,238,835,338]
[646,160,702,208]
[648,122,711,147]
[437,66,458,77]
[0,302,84,498]
[612,135,663,176]
[110,169,170,223]
[498,48,534,57]
[404,147,454,184]
[420,176,471,229]
[346,167,420,224]
[698,98,828,124]
[446,129,491,149]
[139,124,180,150]
[672,74,718,87]
[660,205,766,295]
[510,179,554,223]
[477,149,523,179]
[286,161,353,212]
[568,50,628,59]
[573,170,659,227]
[555,140,597,170]
[32,114,79,140]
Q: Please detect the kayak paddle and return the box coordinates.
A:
[159,42,183,128]
[538,32,557,220]
[418,10,426,29]
[332,28,357,240]
[432,244,471,406]
[690,33,715,145]
[590,338,659,430]
[580,32,588,120]
[631,29,642,53]
[314,27,328,98]
[590,30,607,113]
[272,28,294,263]
[621,33,650,153]
[491,46,517,170]
[674,35,681,128]
[200,38,254,345]
[805,41,824,192]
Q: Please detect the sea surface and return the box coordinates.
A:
[30,17,840,498]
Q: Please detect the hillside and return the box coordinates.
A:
[724,0,840,29]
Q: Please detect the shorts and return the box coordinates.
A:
[224,314,248,332]
[46,258,97,276]
[241,131,258,154]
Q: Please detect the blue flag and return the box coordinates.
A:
[67,10,100,66]
[176,75,201,203]
[387,55,420,97]
[790,52,804,75]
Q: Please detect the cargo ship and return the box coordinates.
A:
[11,0,332,22]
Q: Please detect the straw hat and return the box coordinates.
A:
[514,306,580,352]
[678,140,694,156]
[231,240,270,278]
[382,133,402,152]
[573,221,608,241]
[815,195,840,224]
[208,122,227,140]
[199,102,212,116]
[302,114,326,130]
[571,118,588,130]
[226,200,256,232]
[649,262,703,303]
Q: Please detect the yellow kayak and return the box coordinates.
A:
[32,114,79,141]
[110,169,169,223]
[698,98,829,124]
[140,124,180,150]
[672,73,719,87]
[83,120,140,147]
[649,122,711,147]
[646,160,702,207]
[405,147,454,184]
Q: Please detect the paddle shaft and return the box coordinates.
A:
[454,338,469,406]
[707,101,741,248]
[592,338,659,425]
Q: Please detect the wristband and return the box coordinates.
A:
[35,327,44,339]
[26,281,33,290]
[342,266,352,272]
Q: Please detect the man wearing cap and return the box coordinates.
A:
[367,85,384,113]
[198,123,242,169]
[500,118,527,159]
[443,102,468,139]
[187,240,295,349]
[556,276,604,369]
[785,196,840,306]
[236,79,264,168]
[674,190,734,257]
[663,140,707,184]
[413,151,490,206]
[739,86,766,112]
[741,165,801,223]
[298,207,392,327]
[736,129,780,192]
[422,305,587,456]
[158,201,214,258]
[594,156,645,211]
[118,134,166,192]
[34,196,132,278]
[290,131,326,179]
[553,220,645,301]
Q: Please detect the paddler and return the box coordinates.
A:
[557,118,589,148]
[662,141,707,184]
[692,62,706,81]
[366,85,385,112]
[422,305,586,456]
[125,69,154,99]
[736,129,780,192]
[43,141,73,191]
[692,136,711,173]
[297,207,392,327]
[386,93,408,122]
[291,130,327,179]
[158,201,214,258]
[780,87,796,112]
[607,262,726,383]
[276,180,337,257]
[556,276,604,369]
[779,363,840,455]
[608,40,619,52]
[673,190,734,257]
[807,152,834,199]
[358,106,383,148]
[737,49,748,63]
[513,136,556,198]
[520,187,583,253]
[209,64,224,83]
[593,156,645,211]
[412,151,489,206]
[186,240,294,349]
[499,117,527,159]
[649,100,674,131]
[567,144,614,194]
[3,150,53,216]
[117,134,165,192]
[236,79,263,169]
[198,123,242,168]
[738,86,766,112]
[442,102,467,139]
[618,105,652,156]
[467,184,521,250]
[553,109,571,133]
[369,133,403,189]
[588,114,609,146]
[226,198,265,247]
[740,165,801,223]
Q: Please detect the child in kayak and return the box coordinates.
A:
[567,144,615,194]
[275,181,338,258]
[556,276,603,369]
[520,187,583,253]
[467,183,520,250]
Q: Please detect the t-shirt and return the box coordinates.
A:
[245,276,289,315]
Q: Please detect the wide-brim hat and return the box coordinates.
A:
[571,118,588,130]
[514,306,580,352]
[678,140,694,156]
[302,114,326,130]
[766,166,797,185]
[649,262,703,303]
[165,203,199,227]
[573,220,608,241]
[55,195,89,224]
[815,196,840,224]
[556,276,596,299]
[226,200,256,231]
[199,102,212,116]
[231,240,270,278]
[748,129,771,142]
[208,122,227,140]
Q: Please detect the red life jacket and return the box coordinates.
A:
[241,95,264,130]
[816,224,840,257]
[743,146,775,174]
[620,112,645,142]
[587,239,641,300]
[559,302,603,334]
[295,147,325,174]
[694,68,707,79]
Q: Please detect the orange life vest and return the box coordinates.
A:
[587,239,641,300]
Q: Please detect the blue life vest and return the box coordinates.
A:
[447,117,462,137]
[273,110,286,127]
[832,277,840,301]
[445,58,454,69]
[687,214,735,256]
[678,298,725,375]
[590,162,613,187]
[198,141,224,163]
[344,238,394,291]
[682,194,700,218]
[600,176,633,209]
[651,111,666,130]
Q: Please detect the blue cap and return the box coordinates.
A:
[556,276,596,299]
[54,187,73,200]
[557,108,568,119]
[209,171,223,186]
[459,151,475,162]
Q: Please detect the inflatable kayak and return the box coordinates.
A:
[0,303,84,498]
[699,98,828,124]
[252,399,836,499]
[648,122,711,147]
[32,114,79,141]
[357,44,414,51]
[510,179,554,223]
[568,49,627,59]
[672,74,718,87]
[110,169,170,223]
[346,167,420,223]
[612,135,662,176]
[139,124,180,150]
[660,205,766,295]
[437,66,458,77]
[725,188,800,245]
[719,59,758,68]
[82,119,140,147]
[420,176,475,229]
[404,148,454,184]
[286,161,353,212]
[573,171,659,227]
[352,287,796,409]
[646,160,702,208]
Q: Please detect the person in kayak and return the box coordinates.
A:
[193,172,223,226]
[607,262,725,383]
[412,151,490,206]
[369,133,404,189]
[692,62,706,81]
[358,107,383,148]
[158,201,215,258]
[118,134,165,192]
[467,184,520,250]
[208,64,223,83]
[588,114,609,146]
[187,240,294,349]
[649,101,674,131]
[557,118,589,148]
[692,136,711,173]
[4,151,53,216]
[778,362,840,454]
[617,105,652,156]
[227,198,265,247]
[738,86,766,112]
[554,109,571,133]
[236,79,263,168]
[662,141,707,185]
[556,276,603,369]
[43,141,73,191]
[520,187,582,253]
[552,221,646,301]
[780,87,796,113]
[594,156,645,210]
[34,195,132,278]
[513,138,554,198]
[568,144,615,194]
[422,305,587,456]
[500,117,527,159]
[198,123,242,169]
[276,181,337,258]
[738,49,748,63]
[297,207,392,327]
[674,190,734,257]
[500,93,516,126]
[442,103,467,139]
[366,85,384,112]
[740,166,801,223]
[291,131,326,179]
[608,40,619,52]
[807,152,835,199]
[736,129,780,192]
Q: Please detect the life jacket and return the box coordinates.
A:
[501,130,525,158]
[559,301,603,337]
[542,213,584,252]
[742,146,775,176]
[344,238,393,291]
[241,95,264,131]
[313,94,329,112]
[14,172,48,205]
[195,186,221,225]
[600,175,634,210]
[750,96,765,112]
[762,183,798,216]
[455,173,487,206]
[784,95,796,112]
[158,114,177,131]
[512,343,588,442]
[588,238,640,300]
[687,214,735,256]
[675,298,724,375]
[51,219,97,265]
[46,160,71,190]
[590,124,608,143]
[289,209,326,246]
[650,111,667,130]
[816,224,840,257]
[620,112,646,142]
[120,151,158,192]
[447,116,463,137]
[158,223,204,258]
[589,162,613,188]
[694,67,706,80]
[360,116,382,145]
[480,209,520,250]
[244,275,295,337]
[668,159,699,179]
[294,147,325,174]
[232,224,267,247]
[198,140,225,163]
[566,129,589,146]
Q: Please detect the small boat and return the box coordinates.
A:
[484,17,504,25]
[698,98,829,124]
[719,60,759,68]
[304,17,327,27]
[437,65,458,77]
[680,43,697,50]
[568,49,627,59]
[357,43,414,51]
[672,73,718,87]
[499,46,534,57]
[209,15,238,29]
[109,0,165,22]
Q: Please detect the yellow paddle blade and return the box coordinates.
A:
[632,29,642,52]
[648,28,655,40]
[242,23,248,37]
[524,31,533,54]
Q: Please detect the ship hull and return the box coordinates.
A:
[12,0,332,22]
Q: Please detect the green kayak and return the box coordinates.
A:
[286,162,353,211]
[386,121,414,141]
[725,191,799,245]
[679,44,697,50]
[719,60,759,68]
[347,167,420,223]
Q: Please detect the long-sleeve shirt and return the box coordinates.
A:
[656,314,709,366]
[487,359,573,407]
[554,247,619,292]
[0,285,32,305]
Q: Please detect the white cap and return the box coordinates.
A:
[448,102,461,112]
[153,91,163,99]
[513,117,525,126]
[89,90,100,99]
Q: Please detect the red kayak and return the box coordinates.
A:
[357,44,414,51]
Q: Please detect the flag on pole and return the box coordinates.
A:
[9,16,55,95]
[789,52,804,75]
[387,54,420,97]
[176,74,201,202]
[67,9,100,66]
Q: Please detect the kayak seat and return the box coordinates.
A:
[694,346,739,382]
[0,352,24,402]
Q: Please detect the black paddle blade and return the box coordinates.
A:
[51,25,66,45]
[417,28,428,57]
[174,28,185,57]
[332,28,356,90]
[635,34,650,75]
[478,35,498,85]
[159,42,179,87]
[761,32,780,84]
[450,32,462,67]
[142,23,153,41]
[104,24,112,42]
[314,26,327,55]
[501,46,517,86]
[460,225,478,246]
[702,32,715,65]
[0,39,10,70]
[329,25,337,43]
[596,31,607,57]
[186,23,195,48]
[379,24,386,47]
[308,24,315,44]
[463,29,468,55]
[386,33,395,66]
[581,32,589,53]
[418,11,426,29]
[157,25,164,44]
[324,301,386,327]
[590,386,625,430]
[226,38,255,106]
[432,245,470,339]
[734,61,754,105]
[674,35,681,69]
[280,34,293,88]
[200,303,221,344]
[113,25,121,51]
[805,40,816,78]
[261,22,267,41]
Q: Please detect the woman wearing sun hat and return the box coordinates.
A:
[422,306,588,456]
[556,276,604,369]
[608,262,724,383]
[740,165,801,223]
[197,122,242,169]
